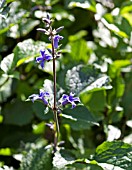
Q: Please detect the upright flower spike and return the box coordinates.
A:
[60,92,80,109]
[36,50,52,69]
[29,90,50,105]
[53,35,63,49]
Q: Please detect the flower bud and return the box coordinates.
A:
[56,26,64,33]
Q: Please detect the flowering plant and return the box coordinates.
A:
[28,14,80,151]
[1,1,131,169]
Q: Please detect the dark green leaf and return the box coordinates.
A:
[0,124,37,148]
[2,100,34,126]
[66,162,103,170]
[95,141,132,170]
[62,106,99,130]
[32,102,53,120]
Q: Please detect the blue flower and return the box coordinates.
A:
[36,50,52,69]
[60,92,80,109]
[29,90,50,105]
[53,35,63,49]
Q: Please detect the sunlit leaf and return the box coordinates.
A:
[67,39,89,64]
[120,1,132,14]
[0,1,30,35]
[13,39,46,67]
[66,64,112,95]
[20,148,53,170]
[95,141,132,170]
[101,18,128,38]
[0,53,14,73]
[68,0,96,12]
[0,76,12,102]
[53,149,75,169]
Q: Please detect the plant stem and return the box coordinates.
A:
[50,28,60,152]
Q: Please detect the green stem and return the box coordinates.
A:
[50,27,60,151]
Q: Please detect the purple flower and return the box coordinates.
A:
[60,92,80,109]
[53,35,63,49]
[36,50,52,69]
[29,90,50,105]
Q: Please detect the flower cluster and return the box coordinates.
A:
[28,14,80,110]
[29,90,50,105]
[59,92,80,109]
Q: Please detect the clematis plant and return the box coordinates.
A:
[28,14,80,152]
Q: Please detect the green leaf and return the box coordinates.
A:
[53,149,103,170]
[53,149,75,169]
[67,162,104,170]
[0,148,12,156]
[101,18,128,38]
[32,102,53,120]
[20,148,53,170]
[62,106,99,130]
[94,141,132,170]
[2,100,34,126]
[81,90,106,113]
[0,39,46,75]
[120,1,132,14]
[68,0,96,13]
[0,53,14,73]
[0,76,12,102]
[0,124,37,148]
[67,39,89,64]
[65,65,112,95]
[80,76,112,94]
[122,73,132,117]
[13,39,46,67]
[0,1,29,35]
[9,19,40,38]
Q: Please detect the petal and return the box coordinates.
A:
[70,92,75,97]
[54,39,58,49]
[40,50,45,57]
[62,94,68,100]
[40,60,45,69]
[29,94,39,103]
[44,92,50,96]
[72,97,80,102]
[71,102,76,109]
[62,100,68,106]
[36,56,43,62]
[42,97,48,105]
[58,35,63,40]
[45,54,52,61]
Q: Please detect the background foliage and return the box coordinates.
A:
[0,0,132,169]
